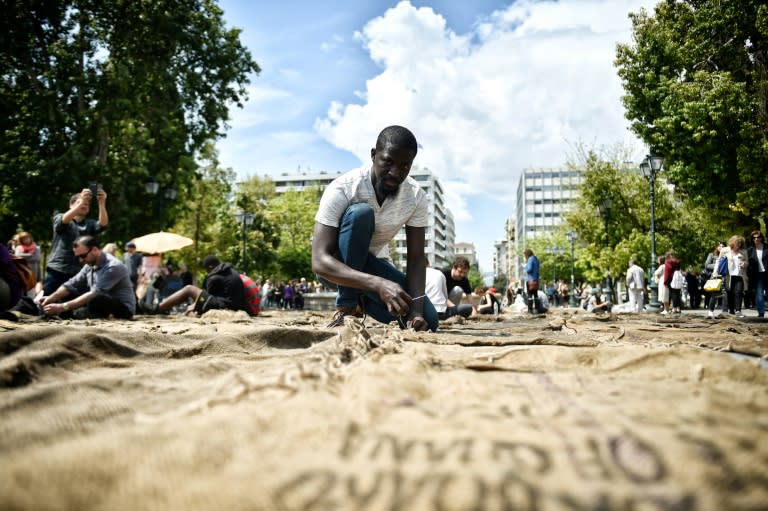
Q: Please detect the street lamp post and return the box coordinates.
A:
[144,177,177,229]
[597,197,614,304]
[235,211,255,268]
[567,231,578,308]
[640,154,664,310]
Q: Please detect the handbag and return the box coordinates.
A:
[670,270,684,290]
[12,256,36,292]
[703,278,723,292]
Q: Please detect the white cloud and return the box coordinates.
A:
[315,0,657,223]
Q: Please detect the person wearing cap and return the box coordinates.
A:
[141,256,247,316]
[476,286,501,315]
[123,241,143,291]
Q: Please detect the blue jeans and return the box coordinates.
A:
[755,273,766,317]
[334,203,438,331]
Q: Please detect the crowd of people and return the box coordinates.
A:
[3,127,767,327]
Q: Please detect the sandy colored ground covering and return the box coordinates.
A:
[0,308,767,511]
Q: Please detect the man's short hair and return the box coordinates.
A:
[69,193,82,206]
[376,125,418,154]
[74,235,100,249]
[452,256,470,270]
[201,256,220,270]
[125,241,136,249]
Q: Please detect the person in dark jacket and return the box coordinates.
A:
[144,256,246,315]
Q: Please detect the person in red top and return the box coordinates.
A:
[663,251,682,315]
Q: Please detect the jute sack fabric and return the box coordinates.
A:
[0,309,766,511]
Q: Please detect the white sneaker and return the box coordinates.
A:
[660,310,669,316]
[707,310,714,318]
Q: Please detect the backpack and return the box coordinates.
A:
[239,274,261,316]
[717,256,728,276]
[670,270,684,290]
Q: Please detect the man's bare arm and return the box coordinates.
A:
[311,222,412,316]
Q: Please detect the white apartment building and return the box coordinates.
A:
[494,217,515,281]
[512,167,583,281]
[272,166,456,270]
[454,241,478,269]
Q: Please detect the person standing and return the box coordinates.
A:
[654,255,669,315]
[748,230,767,318]
[702,241,725,309]
[626,259,646,313]
[663,252,683,315]
[41,236,134,319]
[720,235,749,317]
[524,248,544,314]
[123,241,143,291]
[43,188,108,296]
[311,125,437,331]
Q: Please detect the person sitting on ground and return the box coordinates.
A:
[14,231,41,292]
[40,236,135,320]
[0,245,24,316]
[311,125,438,331]
[586,286,612,313]
[144,256,247,316]
[477,286,501,315]
[425,265,475,320]
[441,256,473,307]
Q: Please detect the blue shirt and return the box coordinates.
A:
[63,252,136,315]
[526,255,540,282]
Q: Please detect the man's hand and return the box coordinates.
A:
[96,187,107,203]
[406,314,428,331]
[78,188,93,206]
[42,302,66,316]
[377,279,412,317]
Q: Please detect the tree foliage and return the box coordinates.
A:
[0,0,260,243]
[615,0,768,226]
[233,176,279,277]
[563,146,724,285]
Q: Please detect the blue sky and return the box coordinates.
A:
[215,0,657,271]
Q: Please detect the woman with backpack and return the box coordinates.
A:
[663,251,683,315]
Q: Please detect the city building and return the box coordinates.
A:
[454,241,478,269]
[272,166,456,270]
[494,217,516,284]
[512,166,583,282]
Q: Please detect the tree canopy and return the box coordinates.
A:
[615,0,768,226]
[0,0,259,244]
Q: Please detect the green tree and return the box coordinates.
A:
[234,176,279,277]
[564,146,723,285]
[268,187,321,280]
[615,0,768,227]
[169,143,235,276]
[0,0,260,241]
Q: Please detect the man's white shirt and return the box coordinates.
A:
[315,165,429,260]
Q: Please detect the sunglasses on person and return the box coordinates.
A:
[75,247,93,260]
[754,236,763,240]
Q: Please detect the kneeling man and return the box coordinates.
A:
[311,125,438,331]
[41,236,135,319]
